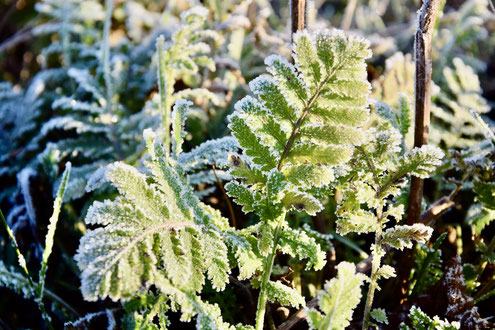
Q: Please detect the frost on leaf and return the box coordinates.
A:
[0,261,34,299]
[75,130,231,303]
[381,224,433,250]
[371,308,388,325]
[306,262,367,330]
[442,255,492,329]
[227,29,371,223]
[252,279,305,309]
[400,306,460,330]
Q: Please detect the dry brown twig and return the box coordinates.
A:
[407,0,442,226]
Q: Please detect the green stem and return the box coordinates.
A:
[255,211,286,330]
[0,209,54,330]
[362,201,384,330]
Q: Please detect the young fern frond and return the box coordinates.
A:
[156,7,220,150]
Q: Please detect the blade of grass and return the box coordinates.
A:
[38,162,71,305]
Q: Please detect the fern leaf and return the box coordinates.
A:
[398,145,444,179]
[224,232,263,280]
[252,279,305,309]
[400,306,460,330]
[281,190,323,216]
[382,224,433,250]
[277,227,325,270]
[75,130,231,302]
[230,29,370,173]
[306,261,367,329]
[337,209,380,235]
[283,164,334,188]
[371,308,389,325]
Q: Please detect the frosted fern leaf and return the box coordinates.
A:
[228,29,371,173]
[306,262,367,329]
[75,129,231,302]
[382,224,433,250]
[226,29,371,220]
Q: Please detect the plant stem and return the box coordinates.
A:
[407,0,441,225]
[290,0,307,42]
[402,0,441,304]
[255,211,286,330]
[340,0,357,30]
[362,201,384,329]
[61,3,72,68]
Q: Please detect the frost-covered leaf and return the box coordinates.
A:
[224,232,263,280]
[278,228,326,270]
[382,224,433,250]
[229,28,370,174]
[75,130,231,302]
[400,306,460,330]
[306,261,366,330]
[473,180,495,210]
[337,209,379,235]
[398,145,444,179]
[281,190,323,216]
[467,204,495,235]
[376,265,396,279]
[0,261,33,299]
[252,279,305,309]
[371,308,388,325]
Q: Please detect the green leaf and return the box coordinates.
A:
[337,209,379,235]
[281,190,323,216]
[0,261,33,299]
[306,261,367,330]
[400,306,460,330]
[467,204,495,235]
[474,180,495,210]
[225,181,261,214]
[382,224,433,250]
[283,164,334,188]
[288,143,353,166]
[76,130,231,302]
[228,112,278,171]
[371,308,389,325]
[277,227,326,270]
[252,279,305,309]
[38,162,71,301]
